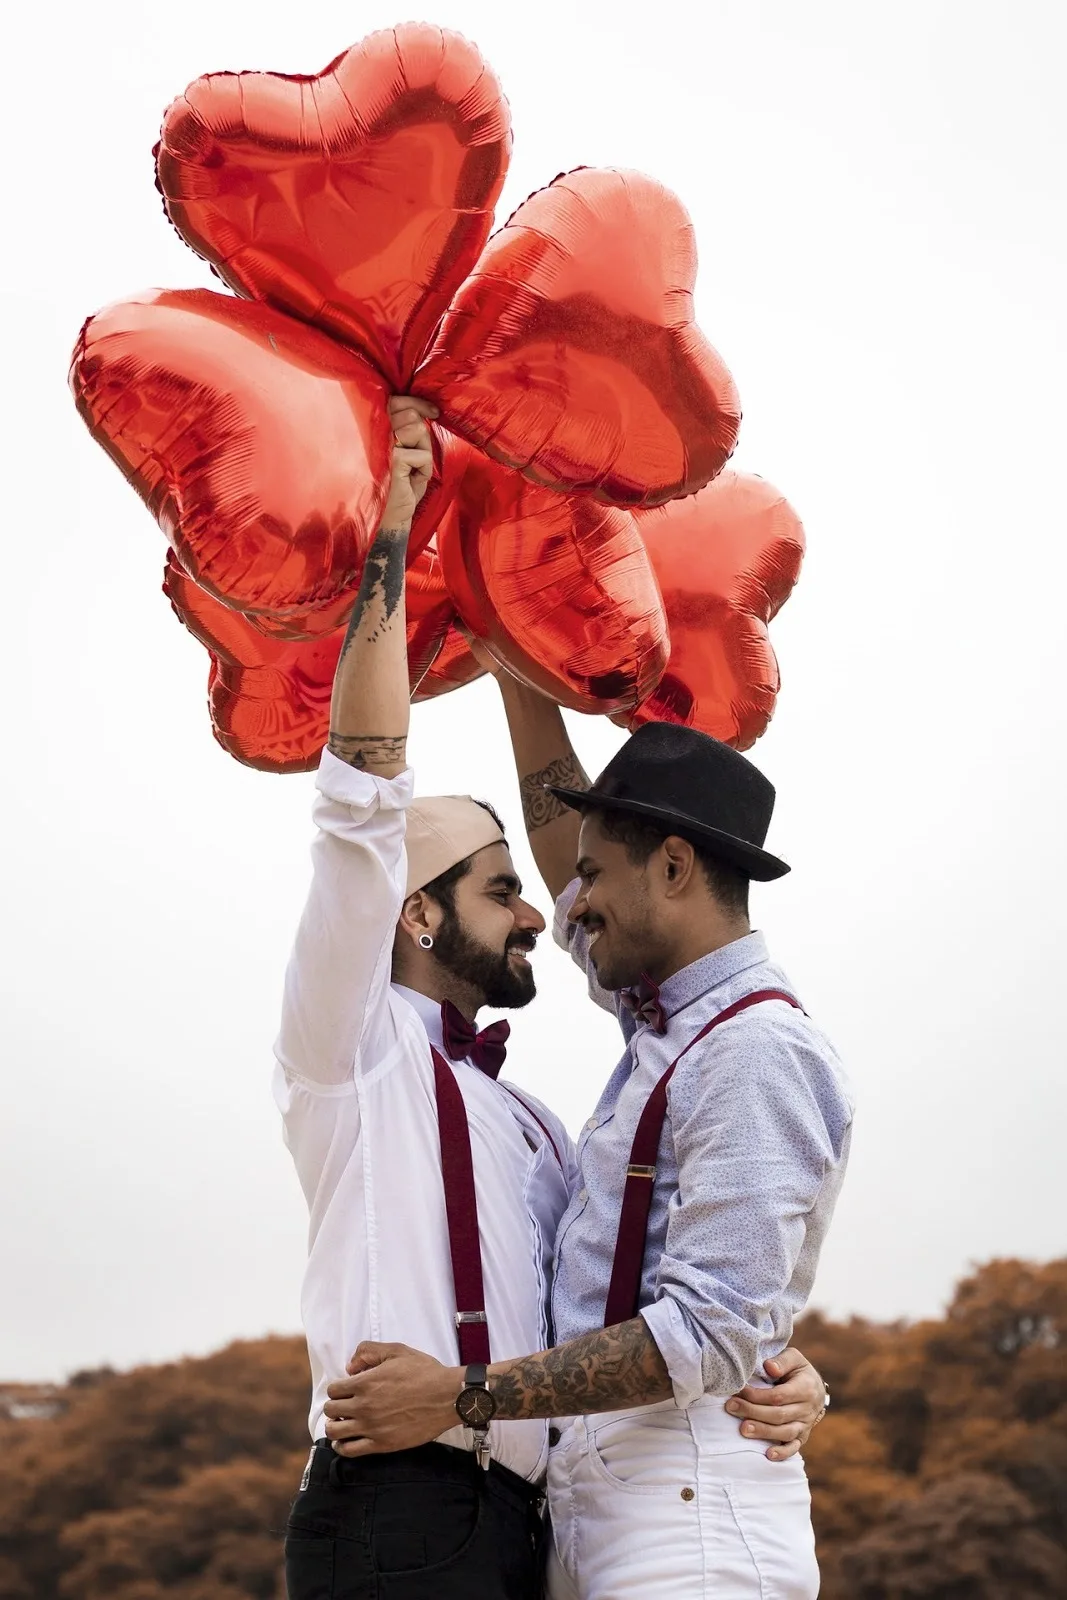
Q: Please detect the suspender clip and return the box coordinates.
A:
[455,1311,488,1326]
[626,1164,657,1179]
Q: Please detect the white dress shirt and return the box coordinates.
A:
[273,749,577,1483]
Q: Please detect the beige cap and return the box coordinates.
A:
[405,796,507,897]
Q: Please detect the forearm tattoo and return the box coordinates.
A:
[326,734,407,771]
[328,528,409,769]
[338,528,408,661]
[489,1318,672,1420]
[519,753,590,833]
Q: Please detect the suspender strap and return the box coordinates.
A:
[501,1083,565,1172]
[431,1047,491,1364]
[602,989,801,1329]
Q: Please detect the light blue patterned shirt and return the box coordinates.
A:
[551,882,854,1407]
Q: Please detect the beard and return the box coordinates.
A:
[583,902,664,992]
[433,913,537,1009]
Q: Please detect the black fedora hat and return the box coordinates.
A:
[546,722,790,881]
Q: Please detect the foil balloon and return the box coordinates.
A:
[407,544,486,701]
[617,471,805,749]
[165,546,482,771]
[164,553,341,772]
[156,25,512,391]
[71,289,391,618]
[73,26,758,771]
[417,168,740,506]
[436,454,668,714]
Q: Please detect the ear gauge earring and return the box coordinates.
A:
[418,933,435,950]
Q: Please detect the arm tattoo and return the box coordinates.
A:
[519,753,590,833]
[489,1318,671,1420]
[338,528,408,662]
[326,733,407,771]
[327,528,409,768]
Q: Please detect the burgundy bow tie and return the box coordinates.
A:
[441,1001,511,1079]
[619,974,667,1035]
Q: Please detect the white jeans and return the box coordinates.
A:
[545,1398,820,1599]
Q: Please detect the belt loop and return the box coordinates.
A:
[328,1451,344,1488]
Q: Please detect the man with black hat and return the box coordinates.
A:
[324,672,852,1598]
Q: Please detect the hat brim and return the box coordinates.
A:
[545,786,791,882]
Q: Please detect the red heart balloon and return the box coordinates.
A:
[157,25,511,389]
[71,289,391,618]
[226,428,478,643]
[618,472,805,749]
[165,553,341,772]
[407,544,486,701]
[414,627,486,701]
[165,545,481,771]
[417,168,740,506]
[436,455,668,713]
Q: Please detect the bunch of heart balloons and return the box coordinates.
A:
[71,23,805,773]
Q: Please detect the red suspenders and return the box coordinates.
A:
[430,1048,565,1364]
[602,989,801,1328]
[431,1047,492,1364]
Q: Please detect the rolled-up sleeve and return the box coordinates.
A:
[640,1010,851,1406]
[274,750,414,1089]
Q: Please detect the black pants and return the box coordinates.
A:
[285,1440,545,1600]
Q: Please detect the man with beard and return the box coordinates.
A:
[279,398,832,1600]
[319,664,852,1599]
[276,397,573,1600]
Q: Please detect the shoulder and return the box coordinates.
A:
[672,993,854,1138]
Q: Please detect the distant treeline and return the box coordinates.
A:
[1,1257,1064,1599]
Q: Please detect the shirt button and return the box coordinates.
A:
[681,1486,695,1502]
[585,1118,598,1132]
[578,1188,588,1203]
[548,1426,562,1446]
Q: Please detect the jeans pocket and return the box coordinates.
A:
[589,1412,696,1495]
[723,1462,819,1600]
[284,1528,335,1600]
[371,1479,482,1576]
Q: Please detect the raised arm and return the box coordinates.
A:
[328,398,435,773]
[490,669,591,899]
[273,400,435,1092]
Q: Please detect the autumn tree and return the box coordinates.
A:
[1,1259,1064,1598]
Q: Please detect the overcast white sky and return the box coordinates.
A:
[2,0,1065,1382]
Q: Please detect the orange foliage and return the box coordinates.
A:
[0,1261,1064,1598]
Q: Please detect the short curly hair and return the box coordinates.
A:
[594,806,749,918]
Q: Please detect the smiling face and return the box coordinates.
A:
[569,811,678,991]
[429,841,545,1009]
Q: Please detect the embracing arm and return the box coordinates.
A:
[489,1316,670,1418]
[325,1318,828,1459]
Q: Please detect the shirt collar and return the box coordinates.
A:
[655,930,770,1025]
[392,983,448,1056]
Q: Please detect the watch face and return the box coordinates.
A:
[457,1387,495,1427]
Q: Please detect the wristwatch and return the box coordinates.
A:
[455,1362,496,1469]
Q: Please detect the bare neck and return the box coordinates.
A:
[648,911,751,986]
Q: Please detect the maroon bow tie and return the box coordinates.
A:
[619,974,667,1035]
[441,1001,511,1079]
